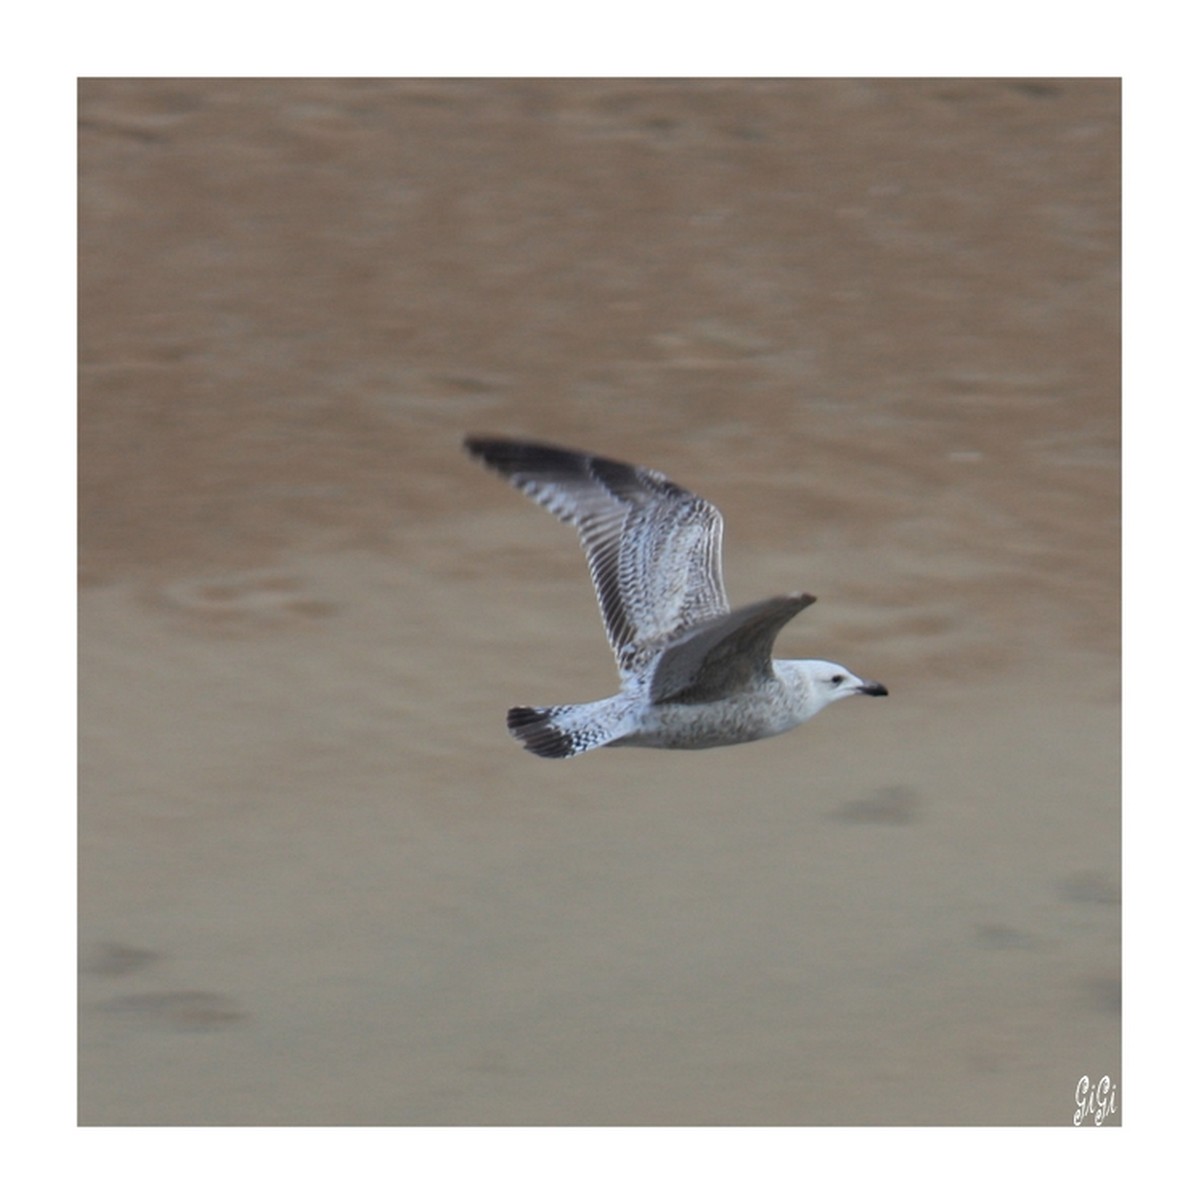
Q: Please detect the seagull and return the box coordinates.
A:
[464,436,887,758]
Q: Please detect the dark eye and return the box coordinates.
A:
[831,674,845,686]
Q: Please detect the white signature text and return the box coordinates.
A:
[1074,1074,1118,1126]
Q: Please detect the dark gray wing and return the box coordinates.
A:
[648,593,817,703]
[465,436,729,673]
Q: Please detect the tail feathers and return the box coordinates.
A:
[507,704,622,759]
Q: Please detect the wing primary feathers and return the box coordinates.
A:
[465,436,730,671]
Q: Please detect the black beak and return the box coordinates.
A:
[857,680,888,697]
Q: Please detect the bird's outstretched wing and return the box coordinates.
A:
[648,593,817,703]
[465,436,730,673]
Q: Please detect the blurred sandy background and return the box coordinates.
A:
[78,78,1119,1125]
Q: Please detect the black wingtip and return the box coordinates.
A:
[464,434,590,475]
[463,434,501,460]
[463,433,522,459]
[463,435,526,477]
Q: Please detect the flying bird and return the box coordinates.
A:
[464,436,887,758]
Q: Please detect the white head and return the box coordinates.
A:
[783,658,889,721]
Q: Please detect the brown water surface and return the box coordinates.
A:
[79,78,1119,1125]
